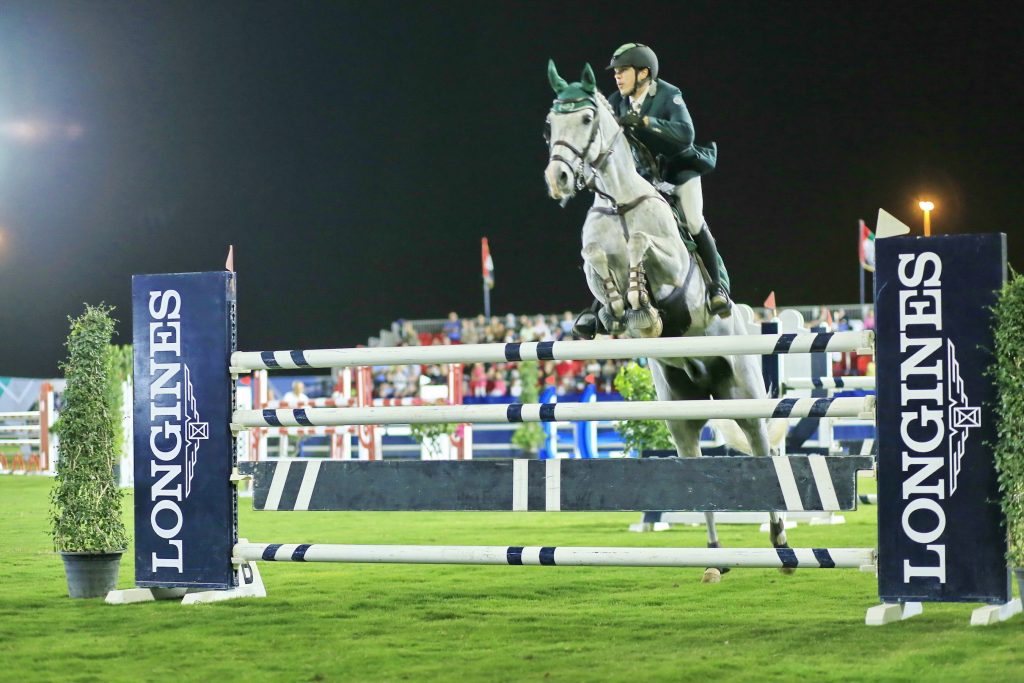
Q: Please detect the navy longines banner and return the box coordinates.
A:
[875,233,1008,604]
[132,272,237,589]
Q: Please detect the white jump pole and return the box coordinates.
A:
[232,396,875,428]
[783,377,876,390]
[231,331,874,371]
[235,542,876,569]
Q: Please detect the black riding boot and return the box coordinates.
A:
[571,299,608,340]
[693,223,732,318]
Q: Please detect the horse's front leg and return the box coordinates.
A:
[624,233,663,337]
[582,242,625,321]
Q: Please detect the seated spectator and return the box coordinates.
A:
[442,312,462,343]
[469,363,488,397]
[559,311,575,337]
[462,319,479,345]
[518,315,536,342]
[532,314,553,341]
[489,368,508,397]
[399,321,420,346]
[282,381,309,405]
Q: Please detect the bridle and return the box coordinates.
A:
[547,101,623,204]
[547,98,668,238]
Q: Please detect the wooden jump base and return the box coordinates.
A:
[238,456,872,513]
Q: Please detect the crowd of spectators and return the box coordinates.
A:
[367,306,877,400]
[371,312,628,400]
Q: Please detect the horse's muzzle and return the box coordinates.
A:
[544,160,574,200]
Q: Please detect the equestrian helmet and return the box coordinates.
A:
[607,43,658,81]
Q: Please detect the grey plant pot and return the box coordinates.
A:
[60,550,124,598]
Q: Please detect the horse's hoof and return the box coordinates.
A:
[702,568,722,584]
[625,308,663,337]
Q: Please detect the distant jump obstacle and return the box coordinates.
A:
[109,230,1020,626]
[0,382,56,474]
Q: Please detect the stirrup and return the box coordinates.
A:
[708,287,732,319]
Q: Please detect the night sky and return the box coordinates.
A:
[1,2,1021,377]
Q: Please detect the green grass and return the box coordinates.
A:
[1,474,1021,683]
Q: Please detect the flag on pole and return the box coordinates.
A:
[763,290,776,312]
[481,237,494,289]
[858,220,875,272]
[225,244,235,272]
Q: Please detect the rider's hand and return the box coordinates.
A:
[618,112,643,129]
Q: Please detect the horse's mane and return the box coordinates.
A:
[591,89,618,125]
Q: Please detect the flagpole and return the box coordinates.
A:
[857,221,866,318]
[481,237,493,319]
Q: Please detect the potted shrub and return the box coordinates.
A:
[50,304,129,598]
[613,361,675,456]
[992,270,1024,597]
[511,361,545,456]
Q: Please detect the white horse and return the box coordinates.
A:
[543,61,789,583]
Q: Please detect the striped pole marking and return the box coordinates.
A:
[234,542,875,569]
[233,396,875,429]
[230,331,875,371]
[782,377,876,391]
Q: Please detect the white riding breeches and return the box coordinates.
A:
[671,176,705,236]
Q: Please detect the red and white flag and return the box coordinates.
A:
[763,290,776,312]
[858,220,875,272]
[225,244,235,272]
[481,237,494,289]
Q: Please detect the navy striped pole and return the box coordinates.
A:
[230,331,875,372]
[234,542,876,569]
[783,377,876,390]
[231,396,875,428]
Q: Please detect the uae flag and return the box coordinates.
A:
[858,220,875,272]
[481,237,494,289]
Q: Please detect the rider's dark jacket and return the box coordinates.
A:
[608,79,717,185]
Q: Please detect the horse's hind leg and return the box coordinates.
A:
[662,419,728,583]
[702,511,731,584]
[768,511,796,575]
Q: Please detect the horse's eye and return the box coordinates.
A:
[582,114,593,125]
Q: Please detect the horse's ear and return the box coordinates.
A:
[581,63,596,94]
[547,59,568,93]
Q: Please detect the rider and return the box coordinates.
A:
[573,42,730,339]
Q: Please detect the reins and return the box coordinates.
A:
[548,101,668,241]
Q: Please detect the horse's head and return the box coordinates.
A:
[543,60,618,201]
